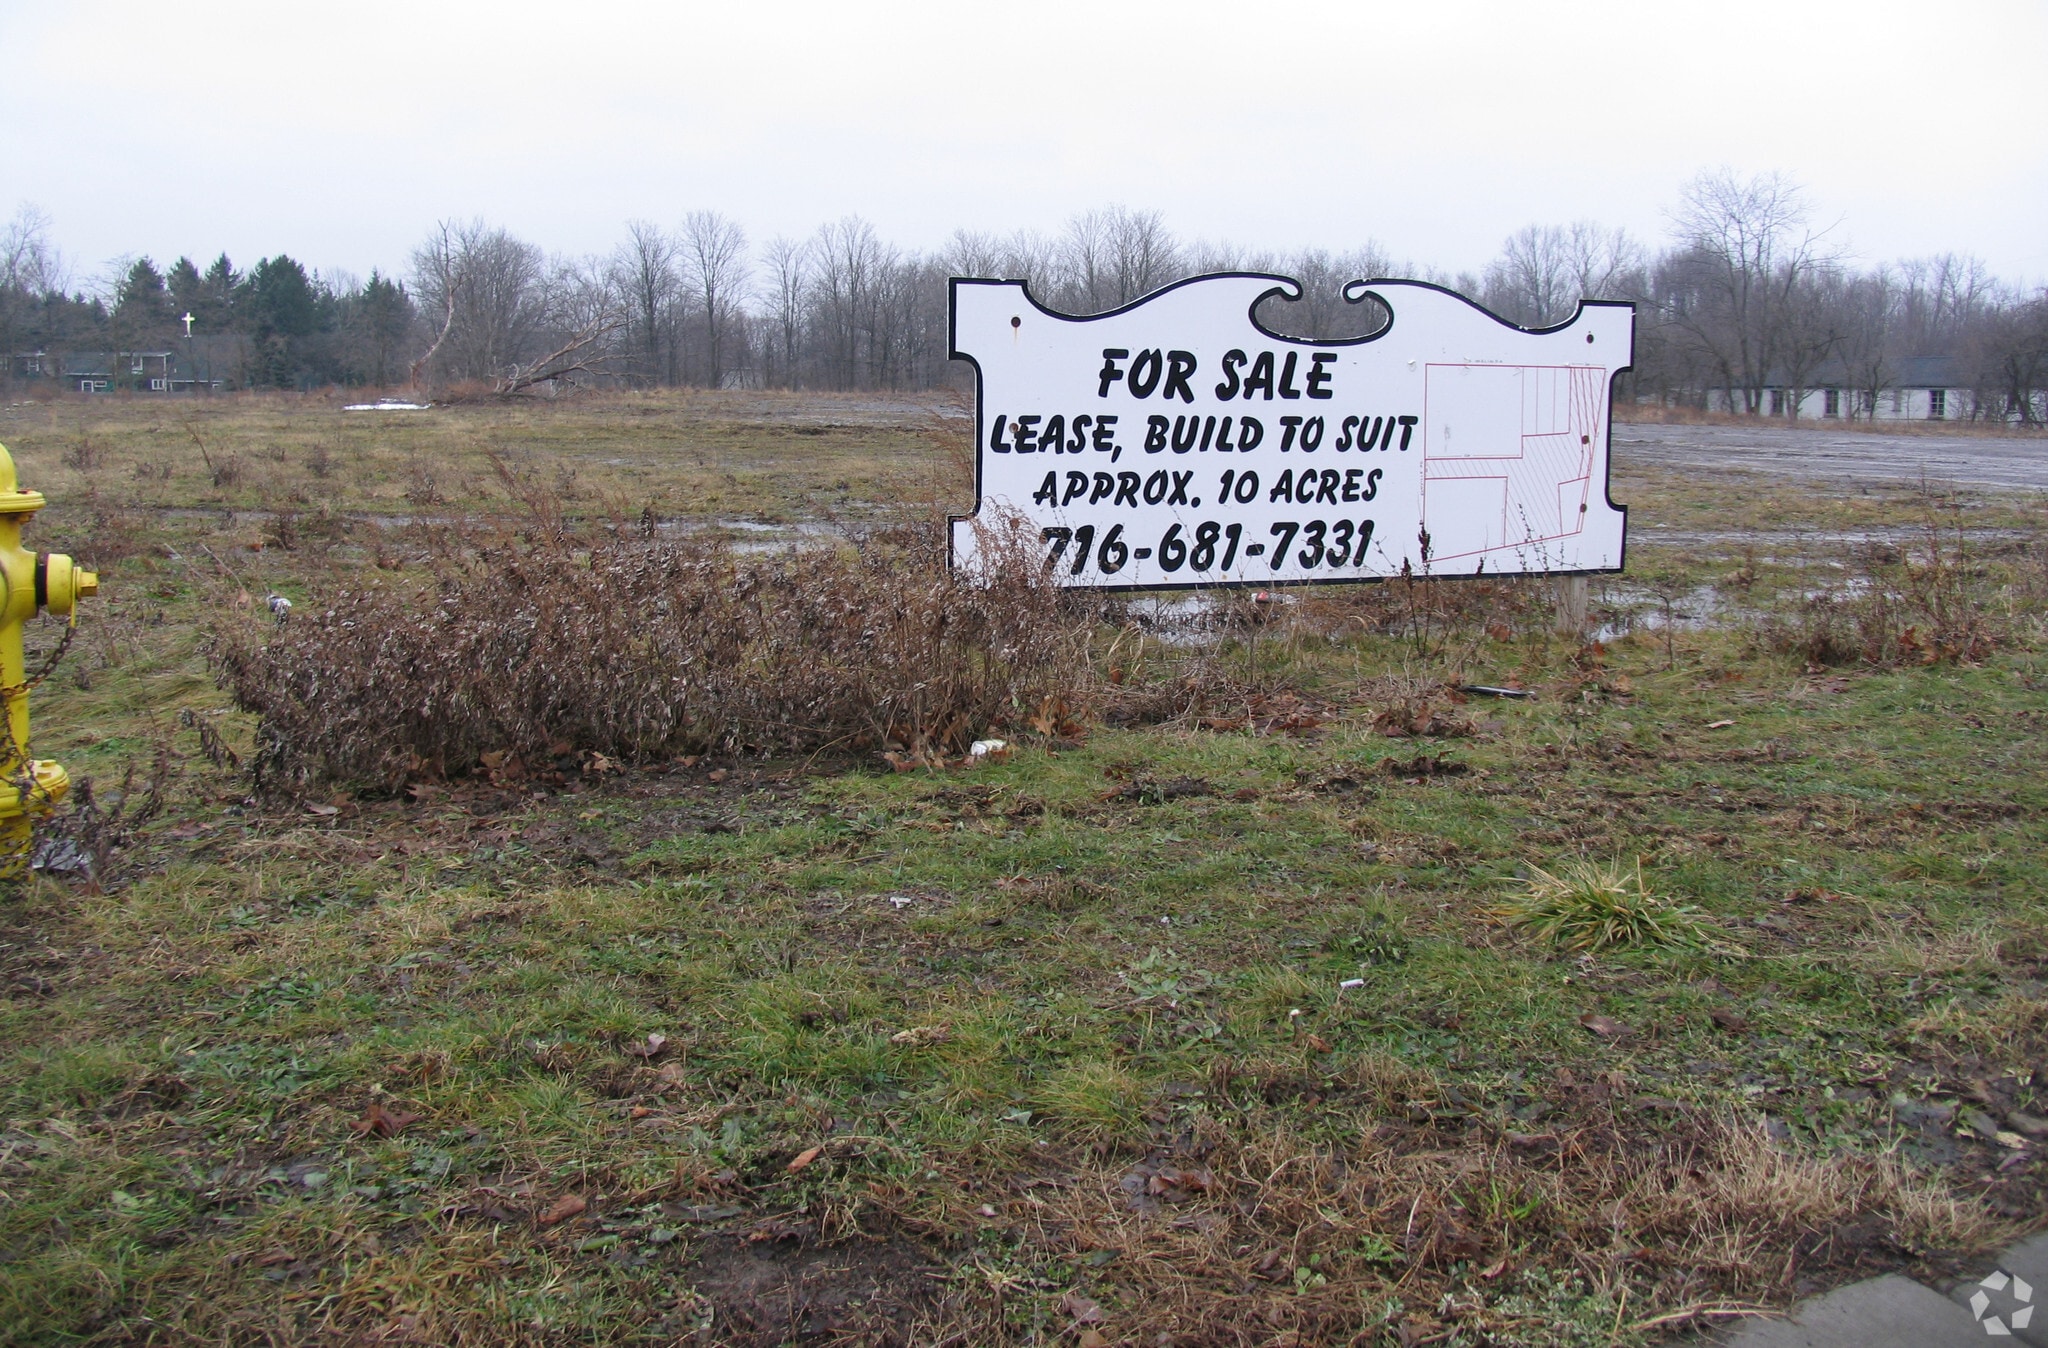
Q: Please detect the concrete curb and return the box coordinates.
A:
[1705,1233,2048,1346]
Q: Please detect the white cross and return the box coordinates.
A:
[181,312,194,336]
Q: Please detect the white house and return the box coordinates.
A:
[1699,355,2042,423]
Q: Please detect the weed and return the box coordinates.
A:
[1033,1059,1142,1133]
[184,420,244,489]
[1759,494,2038,665]
[29,745,173,889]
[62,433,101,474]
[1490,857,1716,951]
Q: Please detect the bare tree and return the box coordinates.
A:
[1059,209,1112,312]
[938,229,1005,280]
[1484,222,1644,327]
[1058,206,1178,312]
[1776,262,1846,418]
[1663,169,1834,415]
[493,313,621,397]
[1000,229,1065,290]
[811,216,885,388]
[1899,253,1993,353]
[1,205,66,297]
[610,220,681,386]
[681,210,748,388]
[1968,290,2048,424]
[1181,237,1262,275]
[1104,206,1178,305]
[759,235,809,388]
[1836,266,1899,420]
[411,220,547,385]
[0,205,67,373]
[408,228,458,390]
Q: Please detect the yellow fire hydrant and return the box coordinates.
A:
[0,441,96,878]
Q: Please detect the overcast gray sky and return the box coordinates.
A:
[6,0,2045,291]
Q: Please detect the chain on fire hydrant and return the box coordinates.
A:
[0,441,96,878]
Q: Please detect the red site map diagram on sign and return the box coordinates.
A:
[1420,362,1608,565]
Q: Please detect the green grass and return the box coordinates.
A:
[0,390,2044,1344]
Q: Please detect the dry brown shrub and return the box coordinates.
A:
[207,513,1085,791]
[1760,504,2046,667]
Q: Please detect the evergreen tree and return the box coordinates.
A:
[166,257,204,327]
[114,257,172,334]
[246,255,321,386]
[355,270,413,385]
[198,254,240,331]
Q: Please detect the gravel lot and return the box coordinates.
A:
[1613,419,2048,492]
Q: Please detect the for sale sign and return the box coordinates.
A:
[949,274,1631,588]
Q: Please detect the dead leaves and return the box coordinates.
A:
[623,1032,669,1059]
[1060,1289,1107,1324]
[1578,1012,1632,1039]
[1383,753,1467,781]
[786,1145,823,1173]
[889,1024,952,1047]
[884,742,1022,773]
[1373,698,1470,739]
[1120,1156,1219,1214]
[1145,1166,1216,1199]
[347,1100,421,1139]
[477,749,527,785]
[1099,774,1213,806]
[540,1193,587,1225]
[1029,695,1088,741]
[1198,690,1328,736]
[1060,1291,1112,1348]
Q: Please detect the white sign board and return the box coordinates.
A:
[950,274,1631,588]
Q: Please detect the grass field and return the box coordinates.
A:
[1,389,2045,1345]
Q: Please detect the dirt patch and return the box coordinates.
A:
[681,1228,946,1344]
[1101,774,1213,805]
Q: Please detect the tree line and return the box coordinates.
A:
[0,207,415,389]
[4,172,2045,420]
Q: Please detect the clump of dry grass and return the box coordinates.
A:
[910,1103,2017,1346]
[1904,991,2048,1075]
[1490,857,1716,951]
[207,513,1086,791]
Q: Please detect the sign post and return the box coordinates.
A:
[950,275,1630,589]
